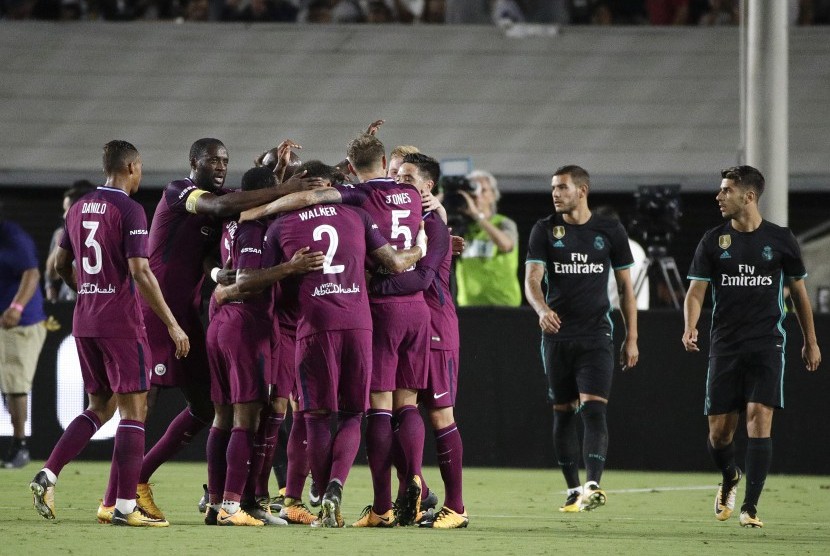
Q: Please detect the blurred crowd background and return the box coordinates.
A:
[3,0,829,26]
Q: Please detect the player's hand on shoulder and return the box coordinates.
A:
[415,221,427,257]
[803,342,821,372]
[539,309,561,334]
[285,170,327,191]
[681,328,699,352]
[421,190,441,213]
[289,246,325,274]
[169,325,190,359]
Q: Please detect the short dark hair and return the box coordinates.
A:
[346,133,385,172]
[295,160,345,184]
[189,138,225,161]
[64,180,96,206]
[402,153,440,184]
[240,166,276,192]
[103,140,139,175]
[553,165,590,189]
[721,165,765,198]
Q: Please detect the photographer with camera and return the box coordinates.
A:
[445,169,521,307]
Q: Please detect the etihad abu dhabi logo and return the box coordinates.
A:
[718,235,731,249]
[553,226,565,239]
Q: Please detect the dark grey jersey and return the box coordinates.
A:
[688,219,807,356]
[527,213,634,341]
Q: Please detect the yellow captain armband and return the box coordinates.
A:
[185,188,209,214]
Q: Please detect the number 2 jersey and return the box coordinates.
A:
[688,219,807,356]
[261,204,388,340]
[60,186,149,338]
[526,213,634,341]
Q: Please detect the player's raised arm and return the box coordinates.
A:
[682,279,708,353]
[128,257,190,360]
[787,278,821,371]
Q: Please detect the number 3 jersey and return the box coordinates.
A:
[526,213,634,341]
[262,204,388,340]
[60,186,150,338]
[688,219,807,356]
[335,178,424,304]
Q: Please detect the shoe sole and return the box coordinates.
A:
[433,520,469,529]
[217,518,263,526]
[112,517,169,527]
[582,491,606,511]
[399,478,422,526]
[321,498,341,528]
[30,482,55,520]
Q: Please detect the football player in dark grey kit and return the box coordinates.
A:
[525,165,639,514]
[683,165,821,528]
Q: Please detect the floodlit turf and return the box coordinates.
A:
[1,462,828,555]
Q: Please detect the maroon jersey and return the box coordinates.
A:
[231,219,272,315]
[335,178,423,304]
[208,218,236,321]
[262,204,388,339]
[370,212,458,350]
[60,187,149,338]
[143,178,225,316]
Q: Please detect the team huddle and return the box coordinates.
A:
[28,127,821,531]
[29,128,467,529]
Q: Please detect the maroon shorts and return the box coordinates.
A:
[269,325,296,400]
[206,305,269,405]
[369,301,430,392]
[145,307,209,388]
[75,336,152,395]
[420,348,460,409]
[295,329,371,413]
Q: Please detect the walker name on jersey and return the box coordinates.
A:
[78,282,116,295]
[385,192,412,205]
[720,264,773,286]
[81,202,107,214]
[553,253,604,274]
[311,282,361,297]
[299,206,338,221]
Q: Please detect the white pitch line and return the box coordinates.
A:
[603,485,715,494]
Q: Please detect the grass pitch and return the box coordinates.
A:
[0,462,828,555]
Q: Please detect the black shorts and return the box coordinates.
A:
[705,349,785,415]
[541,337,614,405]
